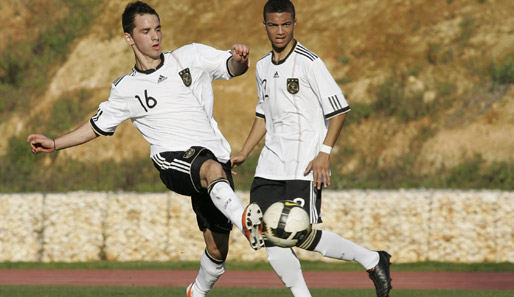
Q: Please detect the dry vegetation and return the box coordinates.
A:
[1,0,513,190]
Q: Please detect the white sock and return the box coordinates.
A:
[209,181,244,231]
[191,250,225,296]
[266,246,312,297]
[314,230,379,270]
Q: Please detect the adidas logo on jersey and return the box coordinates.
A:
[273,71,279,78]
[157,75,168,83]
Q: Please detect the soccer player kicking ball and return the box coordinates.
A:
[231,1,392,296]
[27,2,263,297]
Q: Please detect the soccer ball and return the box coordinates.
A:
[263,200,311,248]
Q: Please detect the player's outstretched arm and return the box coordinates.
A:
[27,121,99,154]
[228,43,250,76]
[231,117,266,169]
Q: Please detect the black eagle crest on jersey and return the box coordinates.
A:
[287,78,299,94]
[179,68,192,87]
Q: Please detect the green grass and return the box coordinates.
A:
[492,54,514,84]
[0,286,511,297]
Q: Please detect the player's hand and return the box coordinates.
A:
[230,44,250,64]
[230,152,248,169]
[27,134,55,153]
[304,153,331,190]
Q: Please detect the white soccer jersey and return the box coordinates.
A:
[90,43,236,163]
[255,41,350,180]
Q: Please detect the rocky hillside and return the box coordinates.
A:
[1,0,513,189]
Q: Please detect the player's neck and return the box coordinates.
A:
[134,53,163,72]
[272,39,296,63]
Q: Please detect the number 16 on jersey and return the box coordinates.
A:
[136,89,157,112]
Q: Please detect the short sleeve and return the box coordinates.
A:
[193,43,233,81]
[89,85,130,136]
[255,66,265,119]
[307,59,350,119]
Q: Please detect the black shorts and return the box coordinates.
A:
[152,146,233,234]
[250,177,322,224]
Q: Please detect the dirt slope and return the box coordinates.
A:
[2,0,513,175]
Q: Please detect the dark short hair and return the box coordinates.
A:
[263,0,295,21]
[122,1,160,34]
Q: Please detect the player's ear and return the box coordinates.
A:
[124,32,134,46]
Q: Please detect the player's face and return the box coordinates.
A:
[264,12,295,51]
[126,13,162,60]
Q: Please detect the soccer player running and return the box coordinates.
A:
[231,1,392,296]
[27,1,264,297]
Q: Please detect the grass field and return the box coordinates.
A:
[0,286,512,297]
[0,261,512,296]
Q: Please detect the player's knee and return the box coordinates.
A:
[266,247,303,288]
[269,256,303,287]
[201,160,226,186]
[267,249,300,269]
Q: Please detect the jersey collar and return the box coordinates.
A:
[271,40,297,65]
[134,53,165,74]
